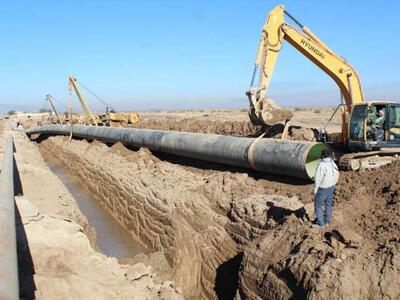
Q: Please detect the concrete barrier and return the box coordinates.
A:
[0,135,19,300]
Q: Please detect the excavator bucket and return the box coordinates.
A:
[248,97,293,126]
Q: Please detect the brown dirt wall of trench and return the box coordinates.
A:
[38,135,314,299]
[38,133,400,300]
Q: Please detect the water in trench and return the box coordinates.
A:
[45,154,148,259]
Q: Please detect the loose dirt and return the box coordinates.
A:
[238,162,400,300]
[128,119,318,141]
[130,119,263,136]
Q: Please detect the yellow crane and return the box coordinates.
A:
[249,5,400,170]
[69,76,101,126]
[69,75,139,127]
[45,94,62,124]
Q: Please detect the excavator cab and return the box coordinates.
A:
[349,102,400,151]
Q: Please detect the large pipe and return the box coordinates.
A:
[27,125,331,180]
[0,135,19,300]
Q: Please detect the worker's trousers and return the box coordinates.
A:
[315,186,334,226]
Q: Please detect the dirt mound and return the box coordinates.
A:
[237,214,400,300]
[236,162,400,299]
[129,119,317,141]
[334,162,400,246]
[129,119,264,136]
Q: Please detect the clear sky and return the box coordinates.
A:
[0,0,399,112]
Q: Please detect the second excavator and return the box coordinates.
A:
[247,5,400,171]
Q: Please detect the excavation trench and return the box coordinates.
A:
[34,132,322,299]
[32,133,400,300]
[35,135,274,299]
[42,151,149,259]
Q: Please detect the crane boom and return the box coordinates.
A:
[46,94,62,123]
[69,76,99,126]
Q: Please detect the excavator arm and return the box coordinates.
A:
[248,5,364,129]
[69,76,99,126]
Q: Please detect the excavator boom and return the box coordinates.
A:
[248,5,364,129]
[248,5,400,171]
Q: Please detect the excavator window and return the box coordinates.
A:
[349,105,367,141]
[366,105,386,141]
[388,105,400,140]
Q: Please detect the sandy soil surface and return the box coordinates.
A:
[19,106,342,135]
[16,107,400,299]
[134,107,341,134]
[0,120,183,299]
[36,132,400,299]
[237,163,400,299]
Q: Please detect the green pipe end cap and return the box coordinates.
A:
[305,143,333,181]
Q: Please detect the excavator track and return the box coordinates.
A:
[338,148,400,171]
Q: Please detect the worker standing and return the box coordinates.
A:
[312,150,339,229]
[17,122,24,136]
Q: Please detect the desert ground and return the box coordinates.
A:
[135,106,342,132]
[3,107,399,299]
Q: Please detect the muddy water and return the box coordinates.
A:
[45,155,148,259]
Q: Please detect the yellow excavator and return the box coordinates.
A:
[69,76,139,127]
[248,5,400,170]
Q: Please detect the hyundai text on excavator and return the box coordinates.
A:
[247,5,400,171]
[69,76,139,127]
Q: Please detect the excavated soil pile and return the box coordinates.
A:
[237,162,400,300]
[38,136,400,300]
[129,119,263,136]
[129,119,317,141]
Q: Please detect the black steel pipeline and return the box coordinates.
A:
[0,135,19,300]
[27,125,331,180]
